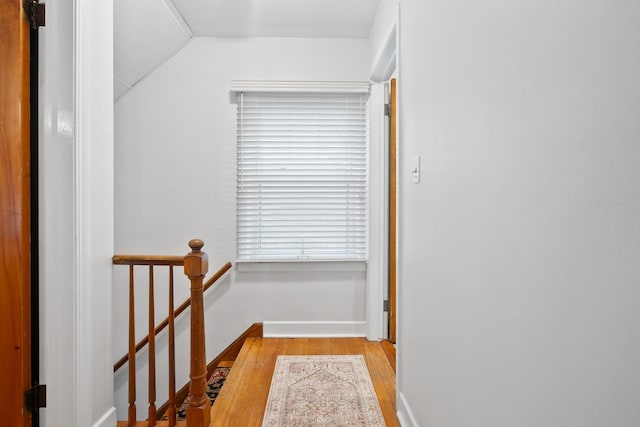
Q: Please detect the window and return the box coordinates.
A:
[236,87,369,261]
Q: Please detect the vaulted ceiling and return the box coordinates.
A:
[114,0,382,101]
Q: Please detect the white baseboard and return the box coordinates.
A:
[263,321,367,337]
[92,407,117,427]
[397,392,419,427]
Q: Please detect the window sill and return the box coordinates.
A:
[235,259,367,273]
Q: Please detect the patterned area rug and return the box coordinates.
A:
[262,355,385,427]
[163,366,230,421]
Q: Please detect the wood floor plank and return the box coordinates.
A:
[209,338,399,426]
[380,339,396,374]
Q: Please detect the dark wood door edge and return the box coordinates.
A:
[389,78,398,343]
[0,1,32,425]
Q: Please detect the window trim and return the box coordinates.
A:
[230,80,370,94]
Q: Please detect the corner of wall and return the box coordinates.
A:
[397,392,419,427]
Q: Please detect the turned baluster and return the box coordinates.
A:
[127,265,137,426]
[148,266,157,425]
[167,265,177,426]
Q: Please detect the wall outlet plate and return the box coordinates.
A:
[412,156,421,184]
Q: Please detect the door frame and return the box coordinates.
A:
[37,1,116,425]
[367,21,398,342]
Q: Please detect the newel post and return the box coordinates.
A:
[184,239,211,427]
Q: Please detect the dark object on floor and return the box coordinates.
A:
[163,366,231,421]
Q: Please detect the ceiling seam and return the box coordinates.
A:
[117,37,194,102]
[159,0,194,38]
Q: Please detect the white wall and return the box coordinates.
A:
[397,1,640,426]
[39,1,115,426]
[113,36,370,418]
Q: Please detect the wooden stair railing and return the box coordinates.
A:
[113,239,232,427]
[112,260,233,373]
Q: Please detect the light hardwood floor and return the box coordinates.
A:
[209,337,400,426]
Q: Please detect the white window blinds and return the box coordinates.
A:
[236,91,368,261]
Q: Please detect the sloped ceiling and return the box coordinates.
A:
[114,0,192,100]
[114,0,381,101]
[171,0,380,38]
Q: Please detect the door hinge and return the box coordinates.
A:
[383,299,390,312]
[24,383,46,413]
[24,0,46,29]
[384,103,391,117]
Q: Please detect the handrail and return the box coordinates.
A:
[113,260,233,372]
[112,254,185,266]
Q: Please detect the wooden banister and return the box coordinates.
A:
[114,241,230,427]
[113,261,232,372]
[184,239,211,427]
